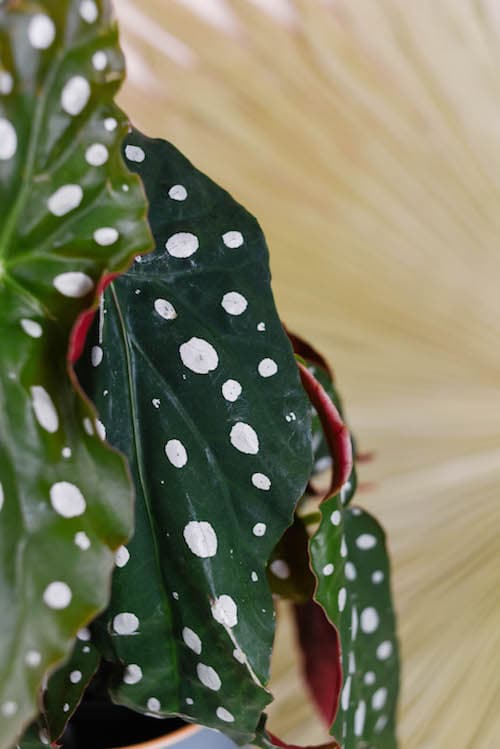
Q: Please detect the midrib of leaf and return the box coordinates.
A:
[108,283,181,701]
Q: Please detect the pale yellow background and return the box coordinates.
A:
[114,2,500,747]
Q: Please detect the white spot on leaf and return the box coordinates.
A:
[197,663,221,691]
[251,472,271,490]
[354,699,366,736]
[351,605,359,640]
[221,291,248,316]
[92,51,107,71]
[211,595,238,628]
[70,670,82,684]
[338,587,347,612]
[376,641,393,660]
[252,523,266,537]
[230,422,259,454]
[74,531,91,550]
[79,1,98,23]
[216,707,234,723]
[94,227,119,246]
[372,570,384,584]
[0,117,17,161]
[341,675,351,711]
[165,439,188,468]
[222,231,244,248]
[86,143,108,166]
[1,701,17,717]
[113,612,139,635]
[48,185,83,216]
[258,358,278,377]
[28,14,56,49]
[21,319,42,338]
[61,76,91,116]
[91,346,103,367]
[31,386,58,433]
[43,581,72,609]
[183,521,218,558]
[154,298,177,320]
[125,144,145,163]
[169,184,187,201]
[53,272,94,298]
[330,510,341,526]
[222,379,242,402]
[345,561,357,581]
[25,650,41,667]
[180,337,218,373]
[166,232,199,258]
[50,482,86,518]
[356,533,377,550]
[182,627,202,655]
[123,664,143,684]
[115,546,130,568]
[372,687,388,711]
[360,607,380,634]
[322,563,334,576]
[147,697,161,712]
[375,715,389,734]
[0,71,13,95]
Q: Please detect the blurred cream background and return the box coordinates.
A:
[113,1,500,747]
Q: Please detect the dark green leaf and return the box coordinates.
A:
[42,632,100,741]
[78,129,313,745]
[0,2,151,746]
[310,496,400,748]
[267,517,315,604]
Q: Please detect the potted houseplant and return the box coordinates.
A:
[0,2,399,748]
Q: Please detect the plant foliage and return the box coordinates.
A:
[0,1,151,745]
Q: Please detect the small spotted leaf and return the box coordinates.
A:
[310,497,400,748]
[0,2,151,746]
[42,634,100,741]
[77,129,313,745]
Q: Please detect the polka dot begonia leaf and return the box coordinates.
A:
[76,129,313,745]
[42,634,100,741]
[310,495,400,749]
[0,2,152,747]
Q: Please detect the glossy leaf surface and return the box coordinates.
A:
[78,130,313,744]
[310,497,400,748]
[0,2,151,745]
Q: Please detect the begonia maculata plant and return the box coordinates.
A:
[0,2,399,748]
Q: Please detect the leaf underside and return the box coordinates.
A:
[77,130,313,745]
[0,2,151,746]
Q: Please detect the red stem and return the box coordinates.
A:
[298,362,353,500]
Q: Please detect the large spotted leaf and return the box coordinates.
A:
[310,497,400,749]
[77,130,313,744]
[0,2,151,746]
